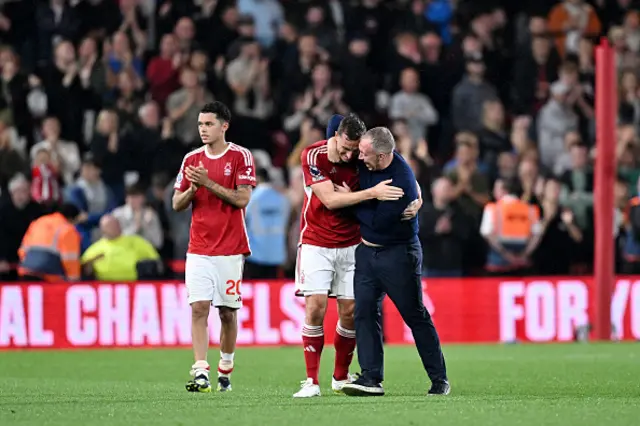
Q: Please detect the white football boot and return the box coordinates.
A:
[332,373,358,393]
[293,378,321,398]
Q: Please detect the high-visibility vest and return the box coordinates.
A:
[490,198,539,244]
[18,213,81,282]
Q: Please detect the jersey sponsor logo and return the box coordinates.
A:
[245,167,252,176]
[309,165,324,181]
[224,162,232,176]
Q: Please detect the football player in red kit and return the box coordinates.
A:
[172,101,256,393]
[293,114,420,397]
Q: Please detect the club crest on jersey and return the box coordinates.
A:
[309,165,324,181]
[224,162,232,176]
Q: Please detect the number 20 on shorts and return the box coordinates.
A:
[226,280,241,296]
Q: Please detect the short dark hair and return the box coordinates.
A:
[58,203,80,221]
[501,177,520,195]
[200,101,232,123]
[337,113,366,141]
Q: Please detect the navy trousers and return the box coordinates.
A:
[354,241,447,384]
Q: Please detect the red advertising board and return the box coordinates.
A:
[0,278,638,350]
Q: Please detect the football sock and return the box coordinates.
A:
[192,360,210,379]
[333,323,356,381]
[218,352,235,378]
[302,324,324,385]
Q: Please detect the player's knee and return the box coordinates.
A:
[337,300,355,328]
[218,307,236,325]
[305,295,328,325]
[191,301,210,321]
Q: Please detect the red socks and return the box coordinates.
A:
[302,323,356,384]
[302,324,324,385]
[333,324,356,381]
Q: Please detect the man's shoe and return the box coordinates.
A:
[428,381,451,395]
[217,376,232,392]
[332,373,357,394]
[185,374,212,393]
[342,374,384,396]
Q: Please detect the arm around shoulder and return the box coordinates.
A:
[310,180,374,210]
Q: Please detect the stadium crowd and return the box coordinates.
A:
[0,0,639,282]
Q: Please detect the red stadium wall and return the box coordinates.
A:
[0,278,639,350]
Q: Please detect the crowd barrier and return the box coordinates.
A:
[0,277,638,350]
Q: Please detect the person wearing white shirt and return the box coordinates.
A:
[30,116,80,185]
[112,184,164,249]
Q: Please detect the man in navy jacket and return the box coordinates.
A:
[340,127,450,397]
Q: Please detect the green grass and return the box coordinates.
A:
[1,343,639,425]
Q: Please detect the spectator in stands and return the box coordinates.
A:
[480,178,543,276]
[512,35,560,116]
[65,153,117,252]
[451,52,498,132]
[534,177,583,275]
[0,117,27,196]
[112,69,144,133]
[18,203,82,282]
[90,109,126,202]
[225,38,273,149]
[518,158,542,208]
[554,130,583,175]
[537,81,579,171]
[146,34,182,109]
[446,139,490,221]
[81,214,161,282]
[30,146,62,208]
[618,68,640,127]
[35,0,80,63]
[112,183,164,250]
[0,174,44,281]
[340,36,377,121]
[0,47,34,144]
[477,99,509,171]
[420,177,470,277]
[166,67,213,146]
[38,40,85,145]
[77,36,108,110]
[388,67,438,144]
[238,0,284,49]
[244,168,290,279]
[173,17,197,59]
[548,0,601,58]
[560,143,594,230]
[30,116,80,186]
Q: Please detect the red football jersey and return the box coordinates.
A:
[174,143,256,257]
[299,140,360,248]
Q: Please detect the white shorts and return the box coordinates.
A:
[185,253,244,308]
[295,244,358,299]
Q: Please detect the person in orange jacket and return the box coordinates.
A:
[18,203,83,282]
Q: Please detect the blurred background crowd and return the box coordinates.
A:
[0,0,639,282]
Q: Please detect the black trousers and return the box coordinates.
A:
[354,241,447,384]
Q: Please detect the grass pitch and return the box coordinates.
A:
[1,343,639,426]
